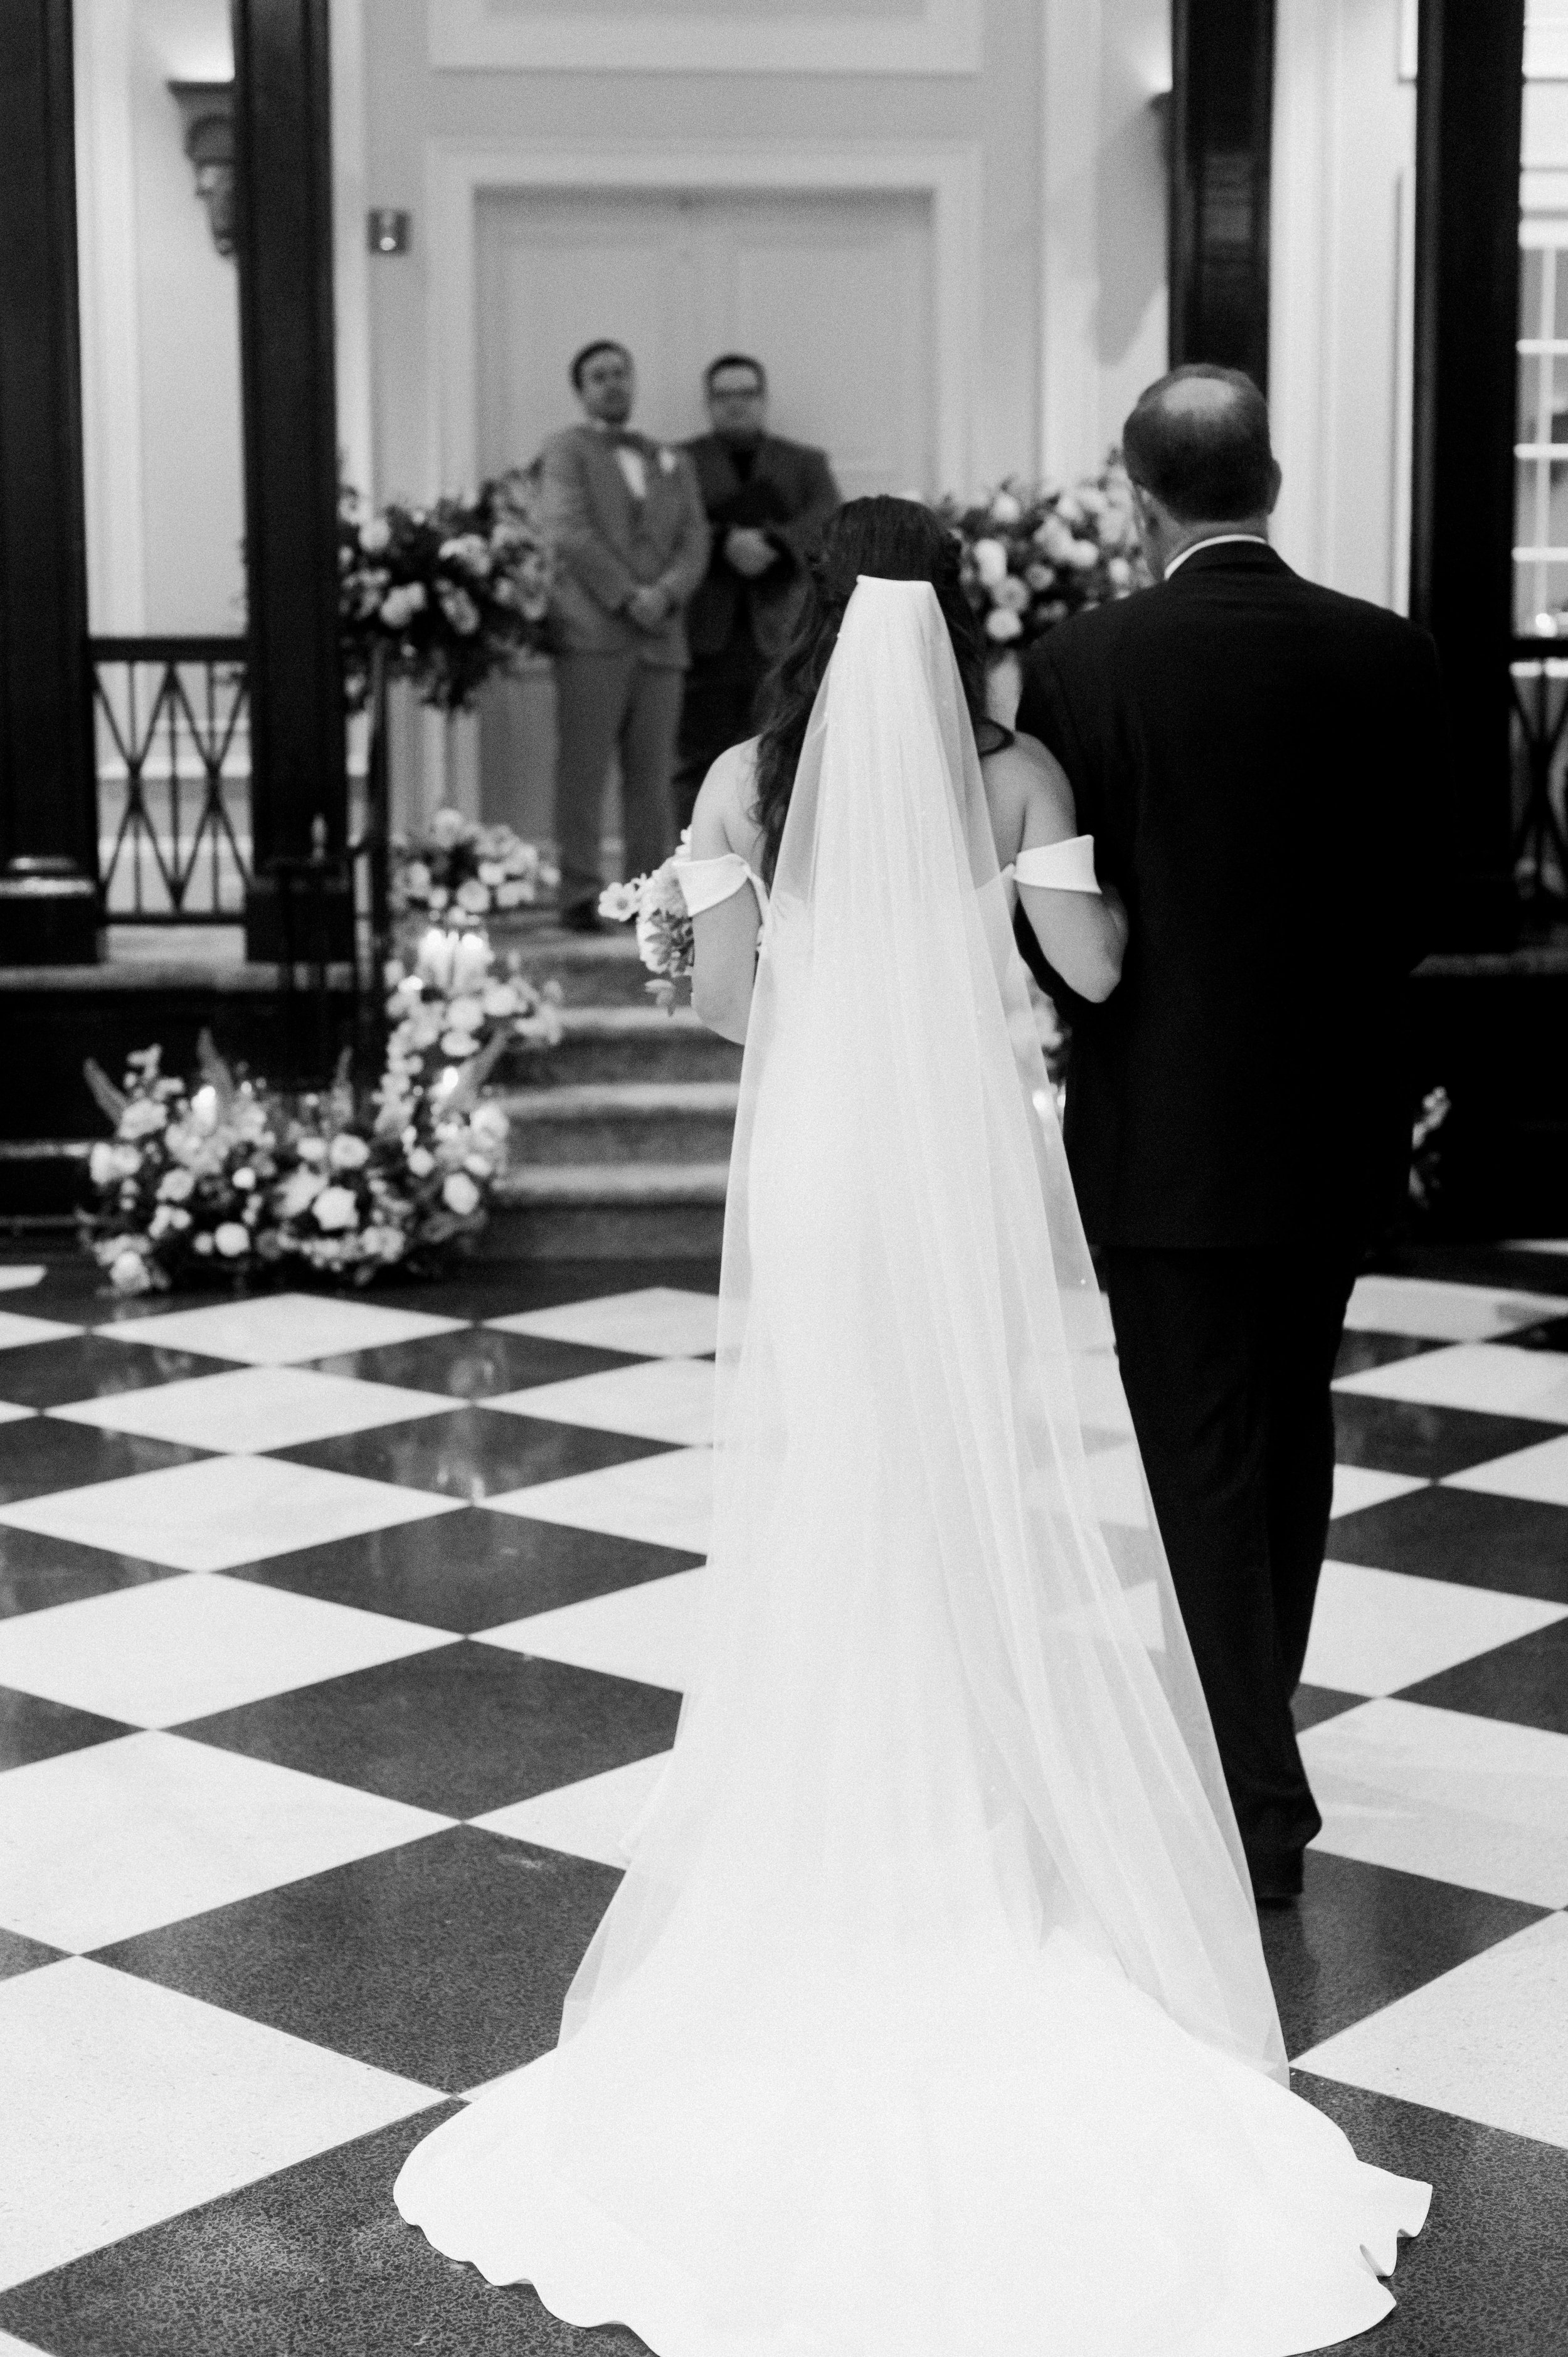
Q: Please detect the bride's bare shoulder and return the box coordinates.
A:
[691,735,766,861]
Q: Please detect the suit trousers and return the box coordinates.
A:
[672,630,770,829]
[553,654,684,909]
[1099,1244,1362,1874]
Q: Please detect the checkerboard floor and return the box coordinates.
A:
[0,1246,1565,2354]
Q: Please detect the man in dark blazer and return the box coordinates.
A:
[538,340,710,928]
[1015,364,1449,1904]
[674,354,840,824]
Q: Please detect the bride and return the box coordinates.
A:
[396,497,1428,2354]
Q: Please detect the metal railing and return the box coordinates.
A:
[1509,637,1568,908]
[89,637,252,921]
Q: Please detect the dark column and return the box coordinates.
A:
[230,0,346,958]
[1169,0,1276,394]
[0,1,98,960]
[1409,0,1525,946]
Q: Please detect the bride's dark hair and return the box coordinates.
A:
[750,494,1007,884]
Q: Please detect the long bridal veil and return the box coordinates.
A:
[396,575,1426,2355]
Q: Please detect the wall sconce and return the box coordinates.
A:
[168,80,236,258]
[368,209,412,255]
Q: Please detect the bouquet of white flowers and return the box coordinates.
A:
[599,849,694,1012]
[935,456,1146,658]
[391,808,558,925]
[81,929,563,1294]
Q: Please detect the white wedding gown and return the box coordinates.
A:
[396,579,1428,2354]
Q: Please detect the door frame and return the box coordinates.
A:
[424,137,983,505]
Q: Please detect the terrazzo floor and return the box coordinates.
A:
[0,1244,1565,2354]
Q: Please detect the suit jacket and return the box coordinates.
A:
[682,434,841,662]
[1014,542,1451,1249]
[536,424,710,666]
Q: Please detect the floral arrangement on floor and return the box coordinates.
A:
[338,476,554,713]
[391,807,559,926]
[82,930,563,1296]
[936,457,1147,657]
[600,844,697,1013]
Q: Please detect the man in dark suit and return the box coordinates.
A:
[538,340,710,928]
[674,354,840,824]
[1015,365,1448,1904]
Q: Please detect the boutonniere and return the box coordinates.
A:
[657,448,677,475]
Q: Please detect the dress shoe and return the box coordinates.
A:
[560,900,604,935]
[1250,1852,1305,1909]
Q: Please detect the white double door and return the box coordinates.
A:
[472,186,935,842]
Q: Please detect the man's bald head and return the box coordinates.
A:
[1121,365,1278,524]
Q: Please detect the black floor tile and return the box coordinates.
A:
[179,1639,681,1818]
[1261,1850,1544,2058]
[1397,1616,1568,1735]
[0,1525,182,1619]
[1508,1313,1568,1353]
[0,1418,209,1506]
[309,1325,644,1398]
[97,1823,620,2094]
[1329,1483,1568,1604]
[1368,1241,1568,1298]
[1333,1332,1449,1378]
[398,1257,720,1327]
[0,2108,652,2357]
[0,1334,243,1412]
[275,1409,675,1502]
[0,1683,132,1770]
[1290,2076,1568,2356]
[1332,1394,1550,1481]
[1291,1682,1364,1734]
[0,1925,63,1981]
[230,1506,702,1634]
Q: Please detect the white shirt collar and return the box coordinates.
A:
[1162,532,1271,580]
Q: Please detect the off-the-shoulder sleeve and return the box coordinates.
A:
[1012,835,1100,895]
[677,854,755,916]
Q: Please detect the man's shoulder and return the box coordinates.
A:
[760,434,830,472]
[538,422,596,466]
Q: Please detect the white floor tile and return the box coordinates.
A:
[484,1357,716,1447]
[0,1311,81,1352]
[474,1751,672,1870]
[1343,1274,1567,1341]
[1301,1562,1567,1698]
[0,1731,450,1951]
[0,1451,464,1573]
[487,1286,719,1360]
[1333,1342,1568,1423]
[97,1292,467,1366]
[0,1570,455,1728]
[50,1364,455,1453]
[1445,1431,1568,1508]
[0,1957,441,2288]
[1296,1912,1568,2148]
[0,2330,56,2355]
[1502,1239,1568,1259]
[483,1446,713,1555]
[0,1402,36,1428]
[1330,1464,1429,1520]
[0,1266,46,1292]
[1301,1698,1568,1907]
[477,1567,704,1693]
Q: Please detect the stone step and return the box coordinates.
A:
[492,1157,728,1258]
[495,923,657,1008]
[502,1006,743,1087]
[499,1081,738,1166]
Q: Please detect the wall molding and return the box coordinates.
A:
[329,0,374,504]
[1039,0,1103,485]
[428,0,980,77]
[74,0,146,632]
[422,137,983,506]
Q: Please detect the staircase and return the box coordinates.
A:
[492,924,739,1256]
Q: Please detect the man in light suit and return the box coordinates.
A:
[538,341,709,928]
[674,354,841,825]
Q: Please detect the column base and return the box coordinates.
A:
[0,858,100,966]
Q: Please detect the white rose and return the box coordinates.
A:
[442,1172,481,1216]
[110,1249,152,1295]
[993,575,1031,612]
[440,1030,478,1059]
[480,982,519,1019]
[444,995,484,1034]
[988,490,1023,526]
[406,1146,435,1178]
[401,860,432,897]
[1066,537,1101,570]
[476,860,507,888]
[279,1168,326,1219]
[985,606,1024,642]
[359,516,391,554]
[213,1221,250,1258]
[428,807,467,850]
[314,1185,360,1231]
[193,1232,215,1256]
[120,1099,168,1140]
[329,1132,371,1171]
[297,1136,329,1166]
[1107,556,1133,590]
[233,1167,257,1191]
[971,537,1010,588]
[89,1143,118,1188]
[471,1102,509,1145]
[157,1167,196,1201]
[455,878,490,913]
[494,882,528,909]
